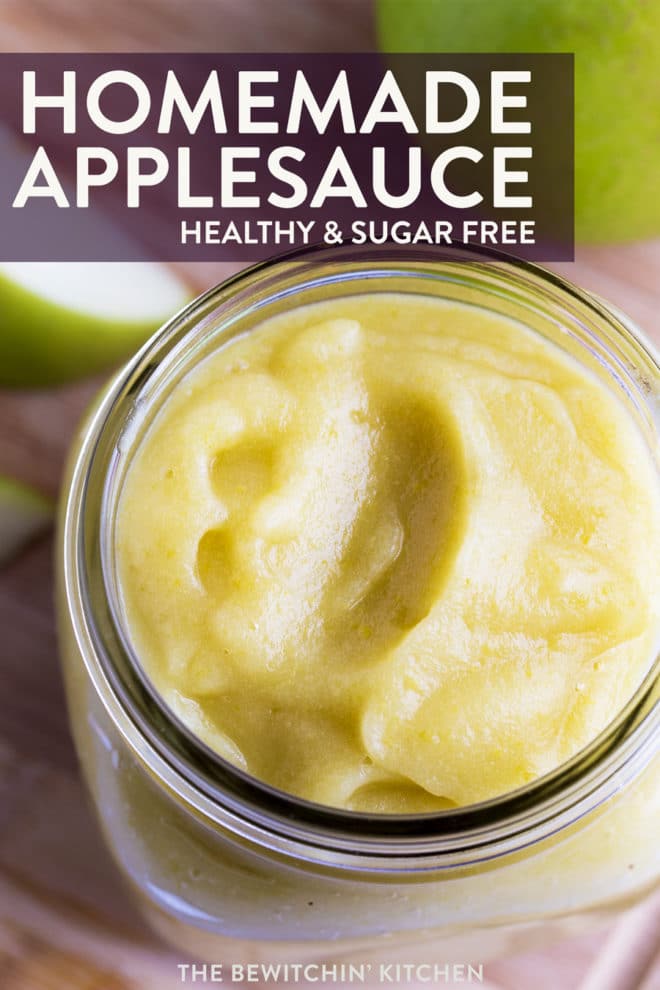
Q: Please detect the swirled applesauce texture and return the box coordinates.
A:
[116,295,660,812]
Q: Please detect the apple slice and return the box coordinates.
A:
[0,475,54,566]
[0,261,192,388]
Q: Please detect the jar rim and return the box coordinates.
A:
[62,242,660,872]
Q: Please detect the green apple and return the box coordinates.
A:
[0,126,192,387]
[0,261,191,388]
[0,475,53,566]
[377,0,660,243]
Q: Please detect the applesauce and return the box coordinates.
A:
[58,246,660,965]
[115,293,659,812]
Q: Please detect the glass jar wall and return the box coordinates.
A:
[57,246,659,966]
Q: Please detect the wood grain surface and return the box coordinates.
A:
[0,3,659,988]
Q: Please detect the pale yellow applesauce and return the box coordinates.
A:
[116,294,660,813]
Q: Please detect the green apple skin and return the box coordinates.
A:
[377,0,660,244]
[0,270,190,389]
[0,475,53,565]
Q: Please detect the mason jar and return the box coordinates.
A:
[57,245,659,969]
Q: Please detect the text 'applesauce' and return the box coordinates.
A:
[116,294,660,813]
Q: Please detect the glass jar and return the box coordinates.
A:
[57,245,659,968]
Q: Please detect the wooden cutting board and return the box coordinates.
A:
[0,2,659,988]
